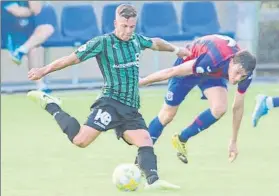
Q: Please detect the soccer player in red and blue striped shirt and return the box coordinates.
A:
[139,34,256,164]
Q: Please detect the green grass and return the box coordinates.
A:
[2,84,279,196]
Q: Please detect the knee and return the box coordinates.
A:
[71,125,100,148]
[73,139,89,148]
[125,129,153,147]
[45,24,54,35]
[139,130,153,147]
[159,108,177,125]
[72,137,89,148]
[36,24,54,36]
[211,105,227,119]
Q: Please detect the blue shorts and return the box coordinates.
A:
[165,76,228,106]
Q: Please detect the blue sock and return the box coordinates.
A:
[272,97,279,108]
[148,117,164,144]
[179,109,218,142]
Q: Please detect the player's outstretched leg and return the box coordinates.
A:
[171,133,189,163]
[148,104,179,144]
[252,95,279,127]
[27,90,81,143]
[123,130,180,191]
[135,104,178,166]
[172,86,227,164]
[134,117,165,166]
[271,96,279,108]
[172,108,219,164]
[148,117,165,144]
[137,146,180,191]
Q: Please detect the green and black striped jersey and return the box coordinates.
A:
[75,33,153,108]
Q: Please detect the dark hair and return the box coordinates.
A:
[116,4,137,19]
[233,50,256,73]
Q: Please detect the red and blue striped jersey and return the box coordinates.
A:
[179,34,253,93]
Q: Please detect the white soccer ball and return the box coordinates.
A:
[112,163,142,191]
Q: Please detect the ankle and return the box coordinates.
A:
[266,97,273,109]
[178,134,187,143]
[45,103,61,115]
[147,175,159,185]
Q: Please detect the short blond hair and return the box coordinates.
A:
[116,4,137,19]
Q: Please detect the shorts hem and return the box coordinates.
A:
[84,122,106,132]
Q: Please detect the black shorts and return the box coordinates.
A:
[84,97,148,142]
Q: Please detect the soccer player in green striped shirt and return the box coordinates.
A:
[27,4,190,190]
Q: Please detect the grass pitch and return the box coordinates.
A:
[2,84,279,196]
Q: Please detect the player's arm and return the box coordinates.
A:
[139,52,215,86]
[39,52,81,76]
[231,91,245,143]
[4,2,33,17]
[139,59,196,86]
[228,91,245,163]
[231,75,253,142]
[229,75,253,162]
[135,34,190,57]
[28,36,103,80]
[150,38,191,57]
[28,52,80,80]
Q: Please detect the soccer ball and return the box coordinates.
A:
[112,163,142,191]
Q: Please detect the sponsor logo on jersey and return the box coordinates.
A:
[113,53,140,68]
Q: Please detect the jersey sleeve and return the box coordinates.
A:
[135,34,153,50]
[237,73,253,94]
[75,36,103,62]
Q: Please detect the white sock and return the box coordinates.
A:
[266,97,274,109]
[17,45,28,54]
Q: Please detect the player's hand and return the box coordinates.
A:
[28,68,45,80]
[228,140,238,163]
[176,47,191,58]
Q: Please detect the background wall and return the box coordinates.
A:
[1,1,277,90]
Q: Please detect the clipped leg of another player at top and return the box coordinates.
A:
[252,95,279,127]
[11,24,54,65]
